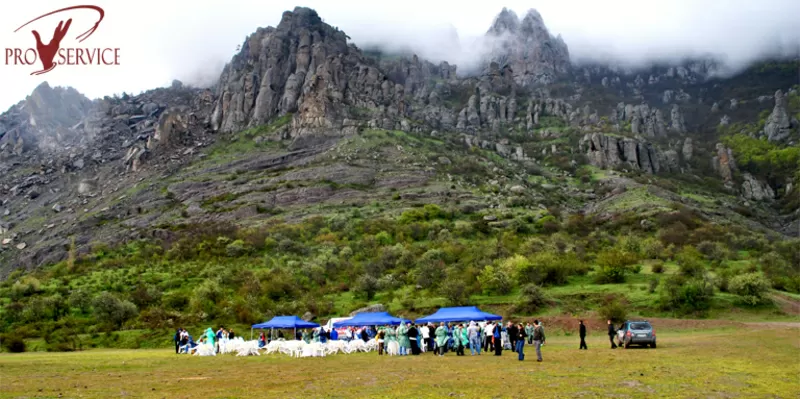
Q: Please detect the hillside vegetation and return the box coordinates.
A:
[2,126,798,352]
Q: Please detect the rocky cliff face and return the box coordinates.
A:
[764,89,793,142]
[0,82,92,157]
[1,6,798,270]
[485,8,570,87]
[579,133,679,174]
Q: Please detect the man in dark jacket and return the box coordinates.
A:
[607,320,617,349]
[508,322,518,352]
[532,320,545,362]
[173,328,181,354]
[579,320,587,350]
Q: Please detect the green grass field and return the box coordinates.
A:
[1,325,797,398]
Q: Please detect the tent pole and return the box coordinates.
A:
[250,327,253,340]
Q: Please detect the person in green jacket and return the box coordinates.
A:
[453,324,468,356]
[302,329,310,344]
[204,328,215,347]
[397,322,410,356]
[434,322,448,356]
[312,327,320,342]
[460,323,469,353]
[525,322,534,345]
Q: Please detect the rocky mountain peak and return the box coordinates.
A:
[0,81,92,157]
[485,8,570,87]
[487,8,520,36]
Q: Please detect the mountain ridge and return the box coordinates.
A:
[0,5,797,271]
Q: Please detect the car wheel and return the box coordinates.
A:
[650,342,656,349]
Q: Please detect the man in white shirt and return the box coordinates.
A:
[420,324,430,352]
[483,321,494,352]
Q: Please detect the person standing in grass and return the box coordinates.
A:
[525,322,534,345]
[533,320,545,362]
[483,321,494,352]
[420,323,430,353]
[516,323,527,361]
[397,322,410,356]
[508,321,519,352]
[579,320,588,350]
[409,323,421,355]
[467,321,481,355]
[173,328,181,354]
[377,327,386,355]
[435,322,448,356]
[607,320,617,349]
[493,321,503,356]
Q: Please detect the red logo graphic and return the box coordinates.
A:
[5,5,119,75]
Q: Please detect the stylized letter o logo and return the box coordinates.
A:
[24,48,36,64]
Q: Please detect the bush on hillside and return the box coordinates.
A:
[593,247,639,284]
[598,296,628,323]
[354,275,378,300]
[439,277,471,306]
[728,273,772,306]
[515,252,580,286]
[92,292,138,328]
[515,284,548,314]
[659,274,714,315]
[1,335,26,353]
[477,264,514,295]
[675,246,706,277]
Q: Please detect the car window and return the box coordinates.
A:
[630,322,651,330]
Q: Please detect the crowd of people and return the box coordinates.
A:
[173,326,238,354]
[173,319,616,361]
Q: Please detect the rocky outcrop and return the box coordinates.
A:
[682,138,693,161]
[741,173,775,201]
[712,143,736,184]
[0,82,92,157]
[485,8,570,87]
[613,103,667,137]
[579,133,675,174]
[764,90,792,142]
[670,105,686,134]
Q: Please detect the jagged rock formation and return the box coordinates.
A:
[579,133,676,174]
[712,143,736,185]
[1,6,799,271]
[485,8,570,87]
[741,173,775,201]
[613,102,667,137]
[764,90,792,142]
[0,82,92,157]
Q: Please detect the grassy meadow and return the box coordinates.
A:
[1,324,798,398]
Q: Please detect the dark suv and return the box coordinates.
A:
[616,320,656,348]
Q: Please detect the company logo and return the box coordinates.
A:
[4,5,120,75]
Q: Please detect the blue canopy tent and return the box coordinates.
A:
[415,306,502,324]
[332,312,411,327]
[250,316,320,340]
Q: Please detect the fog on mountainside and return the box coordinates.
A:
[172,1,800,88]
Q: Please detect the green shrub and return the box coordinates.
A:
[478,264,514,295]
[516,252,583,286]
[675,246,706,277]
[515,284,548,314]
[92,292,138,328]
[354,275,378,300]
[594,248,639,284]
[598,296,628,323]
[651,261,665,274]
[648,277,660,294]
[728,273,772,305]
[1,335,26,353]
[659,275,714,314]
[225,239,250,257]
[439,278,471,306]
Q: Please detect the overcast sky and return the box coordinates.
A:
[1,0,798,112]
